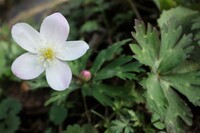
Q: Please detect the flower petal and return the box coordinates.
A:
[46,60,72,91]
[40,12,69,44]
[11,23,42,53]
[11,53,45,80]
[56,41,89,61]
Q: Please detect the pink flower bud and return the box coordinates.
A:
[81,70,91,81]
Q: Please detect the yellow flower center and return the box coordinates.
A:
[38,46,56,68]
[41,48,55,60]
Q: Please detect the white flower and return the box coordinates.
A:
[11,12,89,91]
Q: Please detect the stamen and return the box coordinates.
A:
[42,48,54,60]
[38,47,56,68]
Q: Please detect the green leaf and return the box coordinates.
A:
[94,55,143,81]
[158,6,198,33]
[82,123,98,133]
[191,17,200,31]
[68,50,91,77]
[130,21,160,68]
[151,113,166,130]
[109,119,134,133]
[64,124,84,133]
[45,83,78,106]
[44,128,52,133]
[63,124,98,133]
[145,75,193,133]
[191,17,200,43]
[91,84,114,106]
[91,39,131,75]
[160,81,192,133]
[158,21,193,73]
[191,17,200,63]
[131,20,200,133]
[110,120,127,133]
[125,82,145,104]
[0,114,21,133]
[162,72,200,106]
[81,21,99,33]
[145,74,167,116]
[0,98,22,118]
[0,98,22,133]
[153,0,176,10]
[49,104,68,125]
[169,60,200,74]
[90,83,133,106]
[27,76,49,90]
[0,41,7,77]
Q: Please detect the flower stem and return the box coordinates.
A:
[82,94,91,122]
[126,0,141,19]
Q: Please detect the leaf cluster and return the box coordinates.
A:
[130,9,200,132]
[47,39,143,108]
[63,124,98,133]
[0,25,24,81]
[105,109,142,133]
[49,104,68,125]
[153,0,200,10]
[45,39,145,133]
[0,98,22,133]
[76,39,143,107]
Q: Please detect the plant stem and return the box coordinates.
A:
[58,124,63,133]
[82,94,91,122]
[126,0,141,19]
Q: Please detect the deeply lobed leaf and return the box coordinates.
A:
[161,81,192,133]
[90,83,134,106]
[158,6,198,33]
[158,21,193,73]
[130,20,160,68]
[94,55,143,81]
[130,19,200,133]
[191,17,200,43]
[91,39,131,75]
[162,72,200,106]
